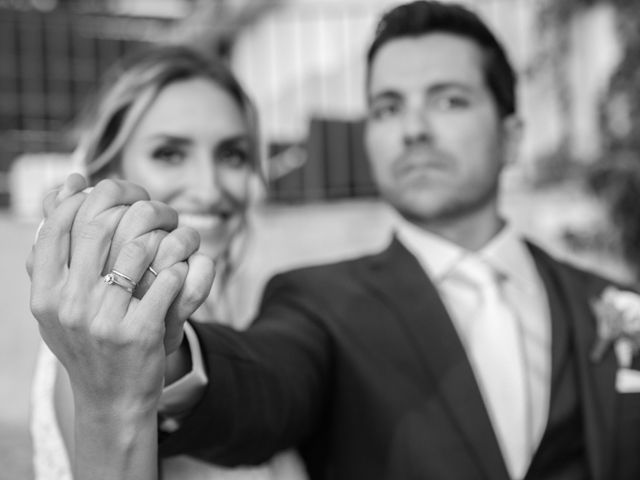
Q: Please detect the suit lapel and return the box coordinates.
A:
[528,244,616,480]
[364,237,510,480]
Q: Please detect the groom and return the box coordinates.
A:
[51,1,640,479]
[154,2,640,479]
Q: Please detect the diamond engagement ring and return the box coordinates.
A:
[104,269,137,294]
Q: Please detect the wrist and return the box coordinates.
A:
[73,384,161,432]
[73,406,158,480]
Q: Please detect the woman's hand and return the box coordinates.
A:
[28,174,215,354]
[28,179,186,407]
[27,176,213,479]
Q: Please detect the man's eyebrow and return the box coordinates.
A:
[426,82,475,95]
[368,82,475,103]
[368,90,403,103]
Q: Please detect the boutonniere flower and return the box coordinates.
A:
[590,286,640,366]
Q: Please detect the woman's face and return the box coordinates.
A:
[119,77,255,260]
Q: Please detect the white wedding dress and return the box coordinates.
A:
[31,343,308,480]
[31,345,73,480]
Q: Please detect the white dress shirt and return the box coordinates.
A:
[395,218,552,465]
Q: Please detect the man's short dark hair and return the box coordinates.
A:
[366,0,517,117]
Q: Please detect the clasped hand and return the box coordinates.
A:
[26,174,215,412]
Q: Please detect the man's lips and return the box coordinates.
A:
[394,148,452,177]
[393,159,451,179]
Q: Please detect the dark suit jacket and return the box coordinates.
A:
[160,237,640,480]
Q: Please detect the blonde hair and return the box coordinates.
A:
[71,45,265,315]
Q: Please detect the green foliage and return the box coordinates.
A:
[586,156,640,280]
[539,0,640,280]
[538,0,601,27]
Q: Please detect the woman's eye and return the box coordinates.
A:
[152,147,185,165]
[217,147,250,169]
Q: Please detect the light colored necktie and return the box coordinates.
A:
[455,257,530,480]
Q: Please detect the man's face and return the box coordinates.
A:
[365,33,518,228]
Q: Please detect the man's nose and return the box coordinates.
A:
[402,107,432,147]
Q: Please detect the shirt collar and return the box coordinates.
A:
[395,216,538,294]
[395,217,467,281]
[479,225,539,294]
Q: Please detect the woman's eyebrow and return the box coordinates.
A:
[147,134,191,146]
[216,135,251,148]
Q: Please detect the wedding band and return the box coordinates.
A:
[104,269,137,294]
[147,266,158,277]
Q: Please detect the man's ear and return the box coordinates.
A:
[501,115,523,167]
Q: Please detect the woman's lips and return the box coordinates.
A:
[178,212,230,233]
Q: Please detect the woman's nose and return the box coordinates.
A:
[184,156,224,203]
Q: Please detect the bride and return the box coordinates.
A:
[29,45,307,480]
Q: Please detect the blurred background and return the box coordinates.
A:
[3,0,640,477]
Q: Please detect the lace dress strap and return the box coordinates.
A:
[31,342,72,480]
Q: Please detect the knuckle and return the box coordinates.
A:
[36,219,63,242]
[88,317,123,341]
[129,200,156,220]
[161,232,189,260]
[193,253,217,280]
[183,280,210,307]
[128,200,177,229]
[179,226,200,251]
[93,179,123,200]
[78,219,112,243]
[150,229,169,246]
[88,321,126,348]
[149,200,178,224]
[30,294,53,322]
[119,239,152,265]
[161,266,186,292]
[58,291,86,329]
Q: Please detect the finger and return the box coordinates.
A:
[58,173,88,201]
[108,200,179,275]
[25,248,34,278]
[30,193,88,323]
[133,262,189,347]
[66,205,129,292]
[32,192,89,284]
[153,227,200,268]
[42,174,89,219]
[136,227,200,297]
[42,189,61,219]
[164,253,215,352]
[97,230,165,321]
[71,179,150,240]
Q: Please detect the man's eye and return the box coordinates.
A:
[369,103,400,121]
[152,147,185,164]
[431,95,471,111]
[217,147,250,169]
